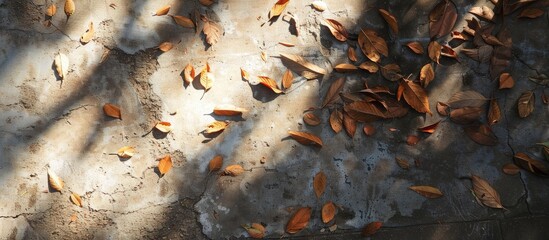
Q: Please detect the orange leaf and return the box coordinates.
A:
[321,201,336,223]
[157,42,173,52]
[313,171,327,198]
[409,185,443,198]
[213,104,247,116]
[205,121,229,134]
[400,79,431,114]
[378,9,398,34]
[329,109,343,133]
[184,64,195,84]
[286,207,311,234]
[321,77,345,108]
[243,223,265,239]
[363,123,375,136]
[420,63,435,87]
[406,41,424,54]
[406,135,420,146]
[199,0,215,6]
[257,76,283,94]
[499,73,514,89]
[158,155,173,176]
[334,63,358,73]
[155,121,173,133]
[321,19,348,41]
[428,41,441,64]
[348,47,357,62]
[279,41,295,47]
[154,5,171,16]
[358,61,379,73]
[202,16,222,46]
[502,163,520,175]
[70,192,83,207]
[343,111,356,138]
[269,0,290,20]
[358,28,388,63]
[171,15,194,28]
[260,52,267,62]
[117,146,136,158]
[223,164,245,176]
[47,168,64,192]
[488,99,501,126]
[208,155,223,172]
[418,120,440,134]
[64,0,75,18]
[103,103,121,119]
[282,69,293,89]
[303,112,321,126]
[514,152,549,176]
[240,68,250,81]
[80,22,94,44]
[288,131,323,147]
[362,221,382,237]
[46,4,57,17]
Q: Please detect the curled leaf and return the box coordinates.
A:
[313,171,327,198]
[280,53,326,80]
[157,42,174,52]
[334,63,358,73]
[79,21,94,44]
[321,19,348,42]
[359,62,379,73]
[154,5,171,16]
[288,131,323,147]
[213,104,247,116]
[418,120,440,134]
[117,146,136,158]
[103,103,121,119]
[70,192,83,207]
[155,121,173,133]
[184,64,195,84]
[208,155,223,172]
[240,68,250,81]
[223,164,245,176]
[158,155,173,176]
[348,47,357,62]
[362,221,382,237]
[48,168,64,192]
[517,91,534,118]
[206,121,229,134]
[269,0,290,20]
[420,63,435,87]
[303,112,321,126]
[172,15,194,28]
[406,42,424,54]
[286,207,311,234]
[258,76,283,94]
[409,185,443,198]
[54,53,69,79]
[321,201,336,223]
[471,175,503,209]
[378,9,398,34]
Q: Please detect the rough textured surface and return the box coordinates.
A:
[0,0,548,239]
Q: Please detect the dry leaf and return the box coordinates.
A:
[243,223,265,239]
[409,185,443,198]
[313,171,327,198]
[103,103,121,119]
[441,45,458,59]
[502,163,520,175]
[258,76,283,94]
[362,221,382,237]
[406,42,424,54]
[311,1,327,12]
[199,0,215,6]
[48,168,64,192]
[450,107,482,124]
[429,0,458,38]
[213,104,247,116]
[172,15,194,28]
[303,112,321,126]
[269,0,290,20]
[206,121,229,134]
[482,34,504,46]
[322,78,345,108]
[321,19,348,42]
[282,69,293,89]
[400,79,431,114]
[288,131,323,147]
[154,5,170,16]
[54,53,69,79]
[363,124,375,136]
[499,73,514,89]
[518,8,545,19]
[280,53,326,80]
[155,122,173,133]
[378,9,398,34]
[406,135,420,146]
[514,152,549,176]
[279,41,295,47]
[418,120,440,134]
[79,21,94,44]
[517,91,534,118]
[490,28,512,79]
[158,155,173,176]
[488,99,501,126]
[358,28,388,63]
[348,47,357,62]
[343,112,356,138]
[380,64,402,81]
[420,63,435,87]
[334,63,358,73]
[46,4,57,17]
[208,155,223,172]
[471,175,503,209]
[200,67,214,91]
[329,109,343,133]
[240,68,250,81]
[117,146,136,158]
[464,124,497,146]
[359,62,379,73]
[223,164,245,176]
[260,52,267,62]
[469,6,494,21]
[157,42,173,52]
[396,157,410,170]
[428,41,441,64]
[437,102,450,116]
[322,201,336,223]
[446,90,488,108]
[64,0,75,18]
[286,207,311,234]
[184,64,195,84]
[70,192,83,207]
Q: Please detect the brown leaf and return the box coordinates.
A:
[103,103,121,119]
[303,112,321,126]
[378,9,398,34]
[46,4,57,17]
[240,68,250,81]
[288,131,323,147]
[260,52,267,62]
[406,42,424,54]
[362,221,382,237]
[440,45,458,59]
[343,112,356,138]
[155,121,173,133]
[358,28,388,62]
[469,6,494,21]
[409,185,443,198]
[490,28,512,79]
[322,78,345,108]
[429,0,458,38]
[157,42,173,52]
[482,34,504,46]
[172,15,194,28]
[64,0,75,18]
[313,171,327,198]
[517,91,534,118]
[514,152,549,176]
[48,168,64,192]
[321,19,348,42]
[158,155,173,176]
[79,21,94,44]
[184,64,195,84]
[464,124,497,146]
[359,61,379,73]
[518,8,545,19]
[363,123,376,136]
[279,41,295,47]
[206,121,229,134]
[258,76,283,94]
[54,53,69,79]
[202,16,222,46]
[450,107,483,124]
[436,102,450,116]
[200,67,214,91]
[154,5,171,16]
[281,69,293,89]
[400,79,431,114]
[471,175,503,209]
[348,47,357,62]
[223,164,245,176]
[396,157,410,170]
[380,64,402,81]
[406,135,420,146]
[280,53,326,80]
[420,63,435,87]
[269,0,290,20]
[502,163,520,175]
[70,192,83,207]
[418,120,440,134]
[488,99,501,126]
[499,73,514,89]
[329,109,343,133]
[286,207,311,234]
[334,63,358,73]
[428,41,441,64]
[199,0,215,6]
[213,104,247,116]
[117,146,136,158]
[208,155,223,172]
[446,90,488,108]
[243,223,265,239]
[322,201,336,223]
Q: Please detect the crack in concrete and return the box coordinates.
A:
[0,206,53,219]
[513,52,542,77]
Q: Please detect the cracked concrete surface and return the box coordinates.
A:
[0,0,548,239]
